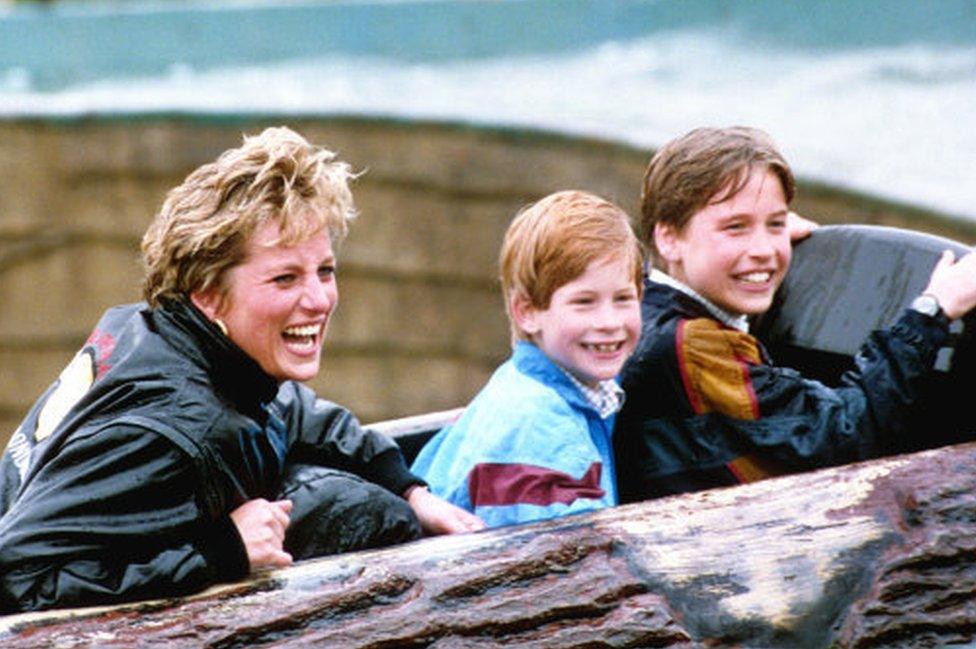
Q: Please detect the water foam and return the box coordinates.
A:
[2,28,974,221]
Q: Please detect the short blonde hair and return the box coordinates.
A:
[499,190,643,344]
[641,126,795,268]
[141,126,357,307]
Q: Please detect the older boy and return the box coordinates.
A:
[614,126,976,502]
[412,191,642,527]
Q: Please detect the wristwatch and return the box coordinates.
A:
[910,293,944,319]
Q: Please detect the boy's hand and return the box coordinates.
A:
[923,249,976,320]
[405,485,485,535]
[230,498,294,571]
[787,211,818,242]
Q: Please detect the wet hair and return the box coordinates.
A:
[640,126,795,267]
[499,190,643,344]
[141,126,357,307]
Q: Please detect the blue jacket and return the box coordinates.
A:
[412,342,617,528]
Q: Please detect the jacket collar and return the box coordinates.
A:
[647,268,750,332]
[153,298,280,409]
[512,341,609,415]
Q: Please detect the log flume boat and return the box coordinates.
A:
[1,225,975,648]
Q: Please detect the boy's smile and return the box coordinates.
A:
[656,168,791,316]
[515,255,641,387]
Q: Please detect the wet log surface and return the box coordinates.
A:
[4,441,976,648]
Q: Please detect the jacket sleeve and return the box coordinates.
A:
[274,382,421,497]
[466,455,612,528]
[0,423,248,613]
[672,309,949,468]
[415,404,613,528]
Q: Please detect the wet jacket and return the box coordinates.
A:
[0,299,419,613]
[412,342,617,528]
[614,278,950,503]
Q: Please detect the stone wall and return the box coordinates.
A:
[2,115,974,449]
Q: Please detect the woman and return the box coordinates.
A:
[0,127,483,613]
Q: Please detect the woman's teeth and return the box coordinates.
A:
[283,324,320,346]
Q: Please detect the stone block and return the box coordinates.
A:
[345,183,518,282]
[328,272,508,363]
[311,352,493,424]
[0,242,142,339]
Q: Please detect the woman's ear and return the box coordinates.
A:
[190,289,222,321]
[510,293,541,338]
[654,221,681,264]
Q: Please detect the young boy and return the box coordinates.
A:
[411,190,643,527]
[614,126,976,503]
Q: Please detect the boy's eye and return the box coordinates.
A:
[768,218,787,230]
[273,273,297,285]
[724,221,746,232]
[318,265,335,279]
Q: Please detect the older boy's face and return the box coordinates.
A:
[657,168,790,316]
[517,255,641,387]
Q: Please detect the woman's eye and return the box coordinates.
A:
[273,274,296,285]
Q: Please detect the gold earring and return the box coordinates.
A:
[214,319,228,336]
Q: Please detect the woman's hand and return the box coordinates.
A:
[230,498,294,571]
[787,211,819,242]
[405,486,485,535]
[923,249,976,320]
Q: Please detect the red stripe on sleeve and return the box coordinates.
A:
[468,462,604,507]
[734,354,761,420]
[676,320,704,414]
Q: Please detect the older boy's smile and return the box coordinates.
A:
[738,271,772,284]
[657,168,791,316]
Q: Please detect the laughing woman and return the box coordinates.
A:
[0,127,483,613]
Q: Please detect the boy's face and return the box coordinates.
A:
[515,255,641,387]
[656,168,790,316]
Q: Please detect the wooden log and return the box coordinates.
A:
[3,440,976,647]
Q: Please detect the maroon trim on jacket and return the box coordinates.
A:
[468,462,604,507]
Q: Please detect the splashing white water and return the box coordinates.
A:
[2,29,974,221]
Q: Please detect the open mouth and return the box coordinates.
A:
[283,324,322,351]
[737,271,773,285]
[582,341,625,353]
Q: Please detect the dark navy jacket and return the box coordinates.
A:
[0,299,418,612]
[614,280,950,503]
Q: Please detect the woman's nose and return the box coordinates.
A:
[301,276,335,313]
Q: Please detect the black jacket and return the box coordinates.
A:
[0,299,419,612]
[614,279,950,503]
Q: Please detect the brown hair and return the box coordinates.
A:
[499,190,643,344]
[141,126,357,307]
[640,126,795,267]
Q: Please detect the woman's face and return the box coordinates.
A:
[192,221,337,382]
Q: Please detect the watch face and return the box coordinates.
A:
[912,295,941,317]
